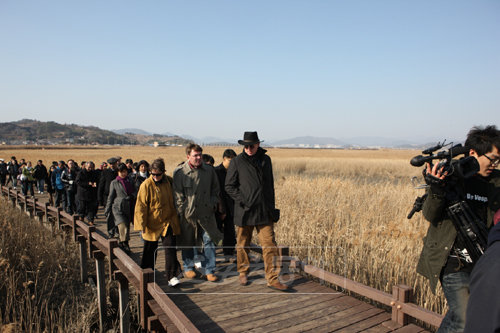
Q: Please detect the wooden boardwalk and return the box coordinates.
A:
[91,206,429,332]
[9,190,431,332]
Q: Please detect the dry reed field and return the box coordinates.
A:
[0,146,447,316]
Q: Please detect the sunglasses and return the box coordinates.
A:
[151,172,163,176]
[483,154,500,166]
[244,144,256,149]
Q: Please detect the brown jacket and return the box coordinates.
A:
[134,175,180,242]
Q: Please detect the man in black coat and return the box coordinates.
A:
[6,156,19,188]
[0,159,7,186]
[215,149,237,256]
[99,157,119,236]
[61,159,78,215]
[225,131,287,291]
[76,161,99,224]
[33,160,48,194]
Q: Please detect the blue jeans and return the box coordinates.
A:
[438,271,470,333]
[37,179,45,193]
[181,230,216,275]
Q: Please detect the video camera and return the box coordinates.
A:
[409,141,479,180]
[407,141,487,263]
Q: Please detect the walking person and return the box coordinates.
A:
[61,159,78,215]
[105,163,135,253]
[132,160,150,190]
[0,159,7,186]
[135,158,182,286]
[51,161,66,209]
[215,149,237,257]
[225,131,288,291]
[173,144,223,282]
[99,157,119,237]
[6,156,19,188]
[76,161,99,225]
[33,160,48,194]
[20,162,35,196]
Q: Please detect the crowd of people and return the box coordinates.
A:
[0,131,289,291]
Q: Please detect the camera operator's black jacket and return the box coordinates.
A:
[465,221,500,332]
[417,170,500,293]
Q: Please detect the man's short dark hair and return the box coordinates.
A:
[202,154,214,165]
[126,159,133,164]
[223,149,237,159]
[465,125,500,156]
[186,143,203,156]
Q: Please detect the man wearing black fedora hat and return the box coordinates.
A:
[225,131,288,291]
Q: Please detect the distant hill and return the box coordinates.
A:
[271,136,346,148]
[112,128,152,136]
[0,119,135,145]
[0,119,190,146]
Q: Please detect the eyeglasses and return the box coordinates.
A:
[483,154,500,166]
[244,144,255,149]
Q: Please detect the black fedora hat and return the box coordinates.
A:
[238,131,263,145]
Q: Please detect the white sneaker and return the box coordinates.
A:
[168,277,180,287]
[194,261,202,269]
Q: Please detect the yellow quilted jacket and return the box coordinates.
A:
[134,175,181,241]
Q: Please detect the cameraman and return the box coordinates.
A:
[417,125,500,333]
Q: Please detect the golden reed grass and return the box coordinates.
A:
[0,146,447,315]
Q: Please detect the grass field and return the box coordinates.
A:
[0,145,446,315]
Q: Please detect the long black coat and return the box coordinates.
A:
[76,168,99,202]
[225,147,276,227]
[98,168,117,206]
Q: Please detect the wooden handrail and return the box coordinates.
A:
[148,282,201,333]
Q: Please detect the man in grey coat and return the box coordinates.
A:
[173,143,223,282]
[225,131,288,291]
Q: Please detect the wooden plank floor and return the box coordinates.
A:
[29,192,429,332]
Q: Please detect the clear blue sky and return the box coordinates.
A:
[1,1,499,142]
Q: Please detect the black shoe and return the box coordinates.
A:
[119,242,131,254]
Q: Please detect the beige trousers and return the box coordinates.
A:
[236,223,279,284]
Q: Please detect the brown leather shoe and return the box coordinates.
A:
[267,281,289,292]
[239,274,248,286]
[206,274,218,282]
[184,270,196,279]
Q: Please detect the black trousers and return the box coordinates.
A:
[140,227,181,281]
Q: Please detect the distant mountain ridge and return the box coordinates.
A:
[0,120,462,148]
[0,119,134,145]
[0,120,190,146]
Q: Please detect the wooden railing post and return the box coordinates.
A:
[139,268,154,331]
[78,235,88,284]
[114,271,130,333]
[56,207,62,229]
[87,225,96,258]
[23,194,28,213]
[392,284,412,326]
[44,202,49,222]
[108,238,119,278]
[94,251,107,332]
[14,188,19,207]
[32,197,37,219]
[72,215,78,241]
